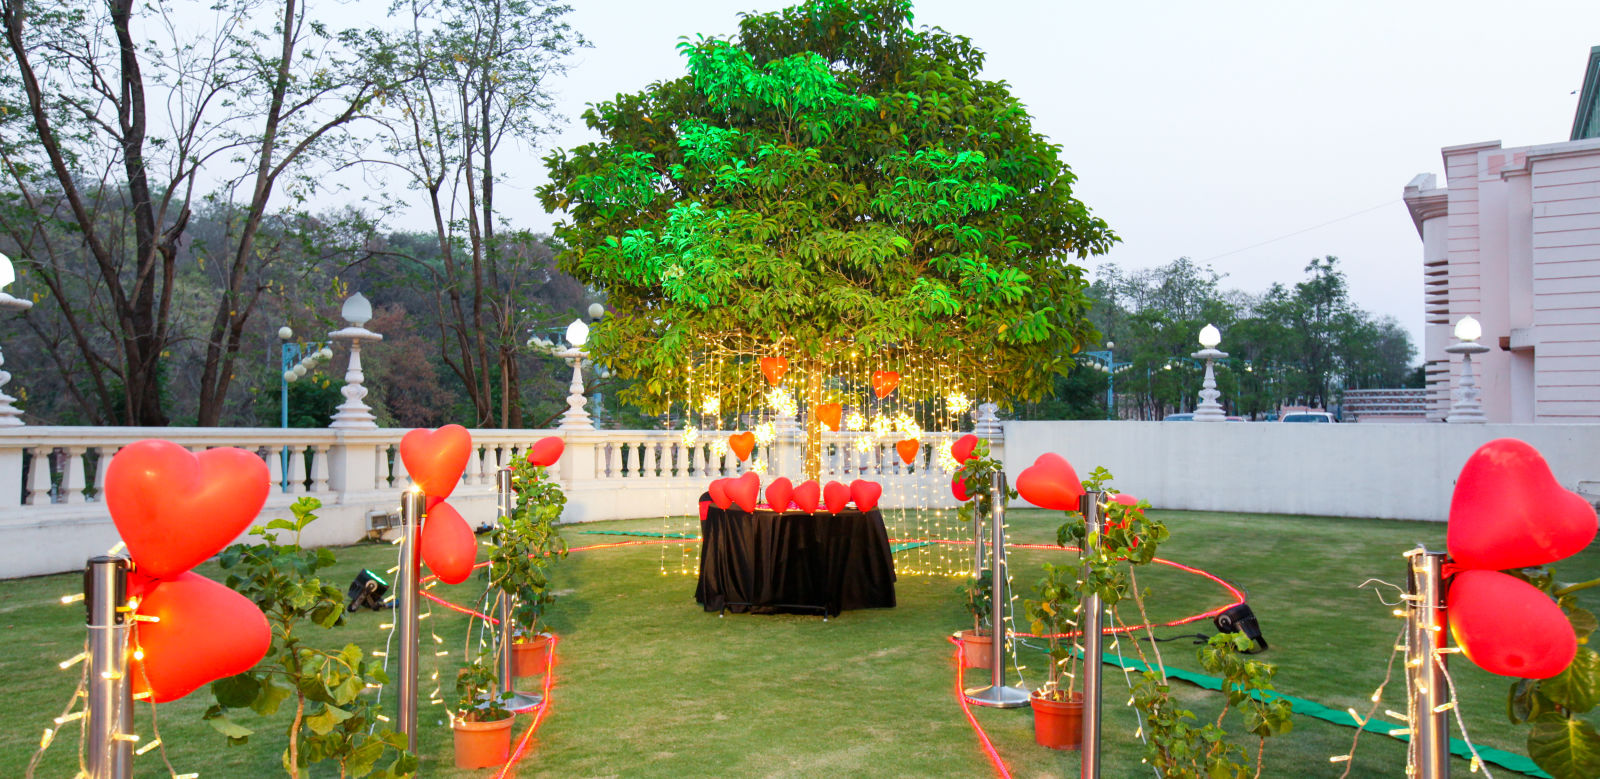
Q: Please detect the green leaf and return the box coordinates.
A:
[251,679,293,717]
[305,704,356,735]
[1529,713,1600,779]
[211,673,261,708]
[205,714,255,740]
[344,737,387,777]
[1542,648,1600,714]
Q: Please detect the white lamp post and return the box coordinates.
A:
[557,318,593,430]
[0,252,32,426]
[1445,315,1490,424]
[1192,323,1229,422]
[328,292,384,429]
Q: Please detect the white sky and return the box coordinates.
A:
[233,1,1600,354]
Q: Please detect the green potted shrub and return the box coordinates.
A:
[450,660,516,769]
[486,455,569,677]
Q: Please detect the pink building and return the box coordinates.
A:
[1404,135,1600,422]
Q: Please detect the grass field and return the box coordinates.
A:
[2,507,1595,778]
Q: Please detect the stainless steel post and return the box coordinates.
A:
[972,485,987,578]
[496,469,540,711]
[85,556,132,779]
[1406,549,1449,779]
[397,490,424,753]
[1080,490,1105,779]
[964,471,1030,708]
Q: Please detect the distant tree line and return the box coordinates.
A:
[1014,256,1419,421]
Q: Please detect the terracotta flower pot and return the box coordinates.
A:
[957,629,992,669]
[512,633,552,677]
[452,715,515,769]
[1031,691,1084,750]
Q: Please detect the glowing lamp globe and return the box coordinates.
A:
[566,318,589,348]
[1455,315,1482,343]
[277,326,293,341]
[0,251,14,290]
[1198,324,1221,349]
[341,292,373,327]
[587,302,605,320]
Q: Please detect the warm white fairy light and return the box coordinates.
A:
[936,448,959,473]
[680,425,699,446]
[711,439,729,457]
[946,390,971,414]
[869,415,893,439]
[753,421,776,446]
[765,387,797,416]
[750,459,769,475]
[845,410,866,431]
[853,434,873,453]
[700,395,721,415]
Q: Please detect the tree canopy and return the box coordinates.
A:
[538,0,1115,412]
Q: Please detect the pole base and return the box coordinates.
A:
[505,691,543,712]
[964,684,1031,709]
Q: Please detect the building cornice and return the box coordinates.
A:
[1403,173,1449,237]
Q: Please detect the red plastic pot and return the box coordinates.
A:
[512,633,552,677]
[452,715,515,769]
[957,629,992,669]
[1031,691,1084,750]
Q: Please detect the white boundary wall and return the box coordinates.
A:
[1002,421,1600,522]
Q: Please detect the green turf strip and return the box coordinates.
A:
[1094,647,1548,777]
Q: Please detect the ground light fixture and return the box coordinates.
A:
[0,251,32,426]
[1191,323,1228,421]
[1445,315,1489,423]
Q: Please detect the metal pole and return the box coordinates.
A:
[85,556,131,779]
[964,471,1030,708]
[1106,348,1115,421]
[972,490,987,578]
[397,490,424,753]
[1406,549,1450,779]
[1080,490,1105,779]
[495,469,540,711]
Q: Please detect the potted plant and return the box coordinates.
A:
[451,660,516,769]
[956,571,993,669]
[486,455,569,677]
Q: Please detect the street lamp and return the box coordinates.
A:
[0,252,32,426]
[278,327,332,428]
[1445,315,1489,424]
[1080,340,1132,420]
[557,318,593,430]
[328,292,384,429]
[1192,324,1228,421]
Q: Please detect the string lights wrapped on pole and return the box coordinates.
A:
[85,555,132,779]
[963,471,1029,709]
[1404,548,1450,779]
[396,489,425,752]
[1079,489,1106,778]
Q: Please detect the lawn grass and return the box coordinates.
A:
[2,507,1595,778]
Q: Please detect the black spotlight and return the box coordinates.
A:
[1213,602,1267,653]
[345,568,392,613]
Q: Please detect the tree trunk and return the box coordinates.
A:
[803,362,823,481]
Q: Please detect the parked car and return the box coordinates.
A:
[1163,413,1194,421]
[1280,412,1336,423]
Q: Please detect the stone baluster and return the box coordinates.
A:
[392,445,410,488]
[269,445,287,492]
[26,446,52,504]
[60,446,86,504]
[310,445,330,493]
[91,446,111,501]
[289,445,309,494]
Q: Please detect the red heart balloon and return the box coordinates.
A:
[729,471,761,513]
[814,403,843,432]
[728,432,756,462]
[420,501,476,585]
[131,572,270,703]
[401,425,472,499]
[952,476,970,502]
[896,439,920,465]
[527,436,564,467]
[1016,453,1084,511]
[105,440,270,580]
[708,479,733,510]
[760,356,788,386]
[699,499,711,522]
[793,480,821,513]
[1448,438,1598,570]
[850,480,883,512]
[952,434,979,464]
[766,477,794,512]
[823,481,851,514]
[1447,569,1577,679]
[871,371,901,399]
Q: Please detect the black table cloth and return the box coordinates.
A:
[695,505,897,616]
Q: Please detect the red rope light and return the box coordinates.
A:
[494,634,559,779]
[948,636,1013,779]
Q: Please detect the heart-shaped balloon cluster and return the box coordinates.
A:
[728,432,756,462]
[766,477,794,512]
[824,481,851,513]
[814,403,843,432]
[1444,438,1597,678]
[951,476,970,502]
[760,356,788,386]
[850,480,883,512]
[896,439,920,465]
[105,440,273,702]
[1016,453,1084,511]
[794,480,821,513]
[401,426,479,585]
[708,472,761,513]
[951,434,979,464]
[527,436,564,467]
[871,371,900,399]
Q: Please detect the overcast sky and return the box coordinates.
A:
[296,0,1600,354]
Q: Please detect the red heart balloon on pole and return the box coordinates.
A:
[814,403,842,432]
[131,572,270,703]
[766,477,794,512]
[952,434,979,464]
[400,425,473,499]
[1016,453,1084,511]
[708,479,733,510]
[793,480,821,513]
[527,436,564,467]
[729,471,761,513]
[1448,438,1598,570]
[952,476,970,502]
[105,440,270,580]
[850,480,883,512]
[420,501,476,585]
[871,371,901,399]
[760,356,788,386]
[823,481,851,514]
[1447,569,1577,679]
[896,439,920,465]
[728,432,756,462]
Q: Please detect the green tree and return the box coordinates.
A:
[539,0,1114,475]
